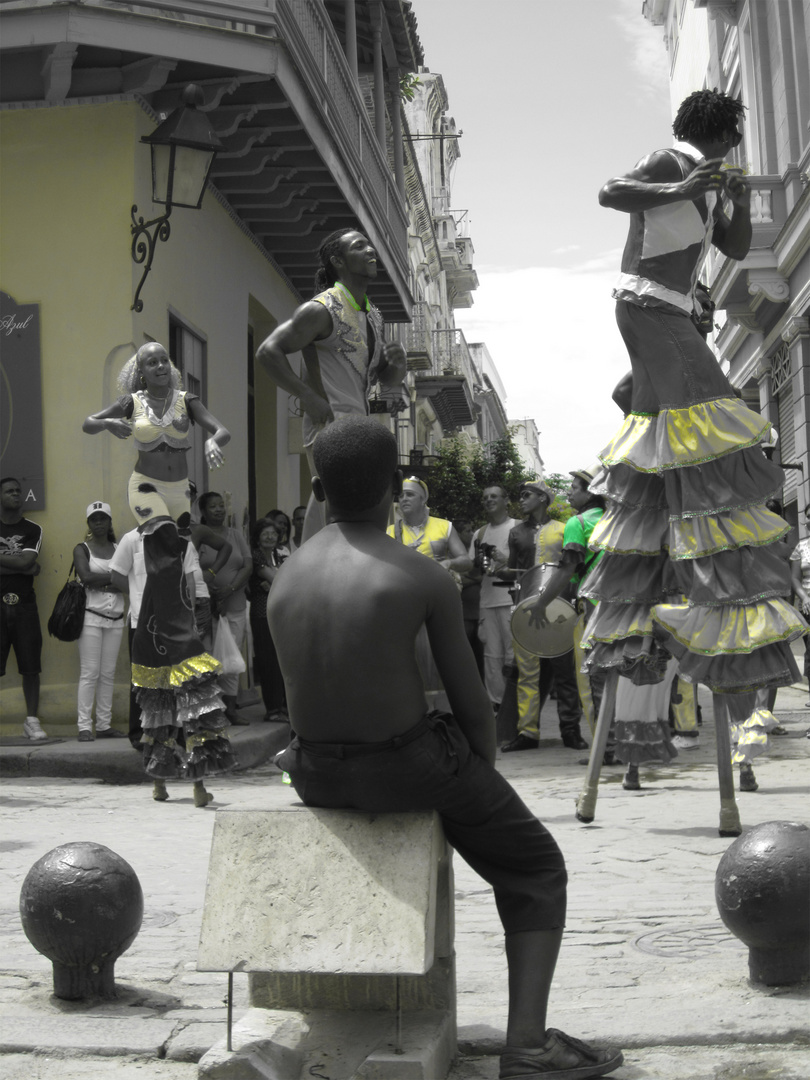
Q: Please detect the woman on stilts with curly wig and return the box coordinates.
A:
[83,342,236,806]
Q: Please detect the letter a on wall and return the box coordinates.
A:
[0,292,45,507]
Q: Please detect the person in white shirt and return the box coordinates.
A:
[470,485,518,710]
[110,528,204,750]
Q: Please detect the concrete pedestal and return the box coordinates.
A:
[197,808,456,1079]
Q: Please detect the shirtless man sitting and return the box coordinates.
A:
[269,416,622,1080]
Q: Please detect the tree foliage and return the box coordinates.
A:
[425,430,537,525]
[544,472,574,524]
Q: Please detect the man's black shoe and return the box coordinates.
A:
[561,732,588,750]
[578,751,618,766]
[501,734,539,753]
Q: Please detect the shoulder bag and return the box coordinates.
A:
[48,560,86,642]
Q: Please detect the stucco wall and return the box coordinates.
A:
[0,99,302,724]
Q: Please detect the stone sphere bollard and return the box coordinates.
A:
[19,841,144,1000]
[715,820,810,986]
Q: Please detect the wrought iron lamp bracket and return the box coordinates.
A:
[130,204,173,313]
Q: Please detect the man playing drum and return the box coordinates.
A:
[527,468,610,754]
[501,480,587,752]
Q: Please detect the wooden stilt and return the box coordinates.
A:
[575,670,618,823]
[712,693,742,837]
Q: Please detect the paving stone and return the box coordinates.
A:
[0,1015,176,1056]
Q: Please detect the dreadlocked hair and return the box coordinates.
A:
[672,88,746,143]
[313,227,359,295]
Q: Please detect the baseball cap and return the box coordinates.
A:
[86,500,112,518]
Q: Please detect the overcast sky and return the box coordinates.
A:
[411,0,676,476]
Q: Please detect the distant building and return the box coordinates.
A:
[509,418,544,479]
[387,68,510,470]
[643,0,810,526]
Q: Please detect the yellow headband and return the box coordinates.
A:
[405,476,429,499]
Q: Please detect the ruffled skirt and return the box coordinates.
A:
[613,659,679,765]
[132,525,235,780]
[580,303,807,710]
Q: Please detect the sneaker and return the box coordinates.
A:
[23,717,47,741]
[95,728,126,738]
[501,734,540,753]
[77,731,94,742]
[672,734,700,750]
[500,1028,623,1079]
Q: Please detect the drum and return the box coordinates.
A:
[511,564,577,658]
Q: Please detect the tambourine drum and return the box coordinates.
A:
[511,564,577,658]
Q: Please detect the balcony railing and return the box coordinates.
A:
[388,300,435,370]
[432,328,479,382]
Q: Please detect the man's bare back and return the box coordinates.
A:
[269,520,495,758]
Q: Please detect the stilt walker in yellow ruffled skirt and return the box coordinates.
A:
[577,89,807,834]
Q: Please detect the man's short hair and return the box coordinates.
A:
[482,483,508,498]
[0,477,21,490]
[313,417,398,512]
[672,88,745,143]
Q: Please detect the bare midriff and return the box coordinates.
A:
[134,446,189,482]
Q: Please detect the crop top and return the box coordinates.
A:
[119,390,197,452]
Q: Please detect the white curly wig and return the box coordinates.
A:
[117,343,183,396]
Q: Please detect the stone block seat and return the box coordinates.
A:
[196,806,456,1080]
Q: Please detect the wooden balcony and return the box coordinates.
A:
[0,0,414,316]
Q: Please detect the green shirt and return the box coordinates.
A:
[562,506,605,602]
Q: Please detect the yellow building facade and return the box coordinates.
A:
[1,97,300,722]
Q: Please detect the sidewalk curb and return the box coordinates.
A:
[0,720,290,781]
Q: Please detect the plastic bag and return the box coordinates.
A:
[212,616,246,676]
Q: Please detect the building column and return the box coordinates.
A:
[389,67,405,196]
[783,316,810,507]
[756,358,773,424]
[344,0,358,82]
[370,2,386,152]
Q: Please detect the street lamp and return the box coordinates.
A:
[130,84,223,312]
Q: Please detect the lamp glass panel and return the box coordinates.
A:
[171,146,215,209]
[150,144,173,205]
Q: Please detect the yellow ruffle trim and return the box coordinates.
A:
[730,708,778,765]
[590,505,668,557]
[669,505,790,560]
[652,598,807,656]
[591,502,790,560]
[132,652,222,690]
[599,397,771,473]
[579,602,656,648]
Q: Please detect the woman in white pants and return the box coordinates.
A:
[73,501,126,741]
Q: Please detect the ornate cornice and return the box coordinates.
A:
[694,0,739,26]
[781,316,810,347]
